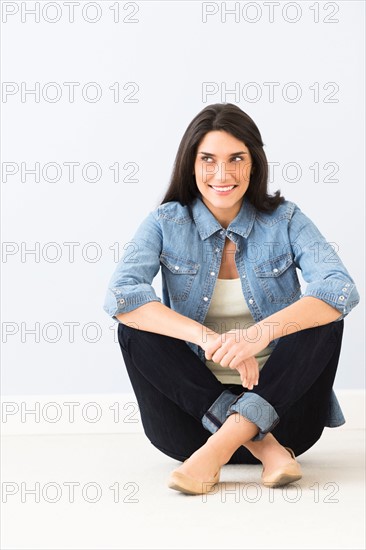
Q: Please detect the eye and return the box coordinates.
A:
[231,156,244,162]
[201,156,214,162]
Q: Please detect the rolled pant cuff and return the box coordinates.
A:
[201,389,239,434]
[226,392,280,442]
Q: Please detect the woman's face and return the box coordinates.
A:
[193,130,252,226]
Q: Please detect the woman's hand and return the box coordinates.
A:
[199,330,223,358]
[202,325,271,389]
[205,326,270,366]
[201,329,260,389]
[234,357,260,390]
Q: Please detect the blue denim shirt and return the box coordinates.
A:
[103,196,360,428]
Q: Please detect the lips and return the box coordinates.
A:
[208,185,238,193]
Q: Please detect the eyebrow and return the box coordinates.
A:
[198,151,248,156]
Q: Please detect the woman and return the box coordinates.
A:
[103,103,360,495]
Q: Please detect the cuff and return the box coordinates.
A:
[301,280,360,318]
[201,390,240,434]
[103,285,162,319]
[226,392,280,442]
[326,389,346,427]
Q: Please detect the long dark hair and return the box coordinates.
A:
[158,103,285,212]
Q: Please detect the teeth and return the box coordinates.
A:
[211,186,235,192]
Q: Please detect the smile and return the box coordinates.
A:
[208,185,238,194]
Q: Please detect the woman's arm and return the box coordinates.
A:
[288,203,360,321]
[204,296,343,375]
[116,301,212,347]
[105,208,219,349]
[253,296,342,345]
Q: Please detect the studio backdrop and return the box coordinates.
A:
[1,2,364,414]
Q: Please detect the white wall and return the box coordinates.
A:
[1,0,364,395]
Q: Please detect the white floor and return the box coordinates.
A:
[1,427,365,550]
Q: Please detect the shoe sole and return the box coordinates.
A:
[262,473,302,488]
[262,447,302,488]
[168,480,217,495]
[167,471,220,495]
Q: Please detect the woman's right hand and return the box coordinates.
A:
[199,331,224,360]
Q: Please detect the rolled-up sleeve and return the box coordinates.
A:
[289,204,360,321]
[103,210,162,321]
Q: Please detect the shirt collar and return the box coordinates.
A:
[190,195,256,241]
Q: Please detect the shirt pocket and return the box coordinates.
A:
[254,252,301,304]
[160,251,200,302]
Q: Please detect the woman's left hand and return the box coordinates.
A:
[204,325,270,370]
[235,356,260,389]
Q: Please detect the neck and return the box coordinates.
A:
[207,201,244,229]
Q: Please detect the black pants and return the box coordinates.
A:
[117,319,344,465]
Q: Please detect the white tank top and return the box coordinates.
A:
[203,278,273,384]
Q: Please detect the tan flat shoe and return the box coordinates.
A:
[168,461,221,495]
[261,447,302,488]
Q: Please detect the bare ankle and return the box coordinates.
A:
[205,414,259,464]
[244,432,279,461]
[205,434,233,465]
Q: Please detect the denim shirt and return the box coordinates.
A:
[103,196,360,427]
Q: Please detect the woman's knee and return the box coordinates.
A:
[117,322,159,357]
[314,319,344,348]
[278,319,344,361]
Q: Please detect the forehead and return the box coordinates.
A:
[197,130,248,151]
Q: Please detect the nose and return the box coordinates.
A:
[212,161,235,184]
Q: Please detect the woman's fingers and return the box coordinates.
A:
[236,362,250,388]
[204,333,225,360]
[212,338,260,389]
[211,332,239,366]
[211,344,228,365]
[237,357,259,389]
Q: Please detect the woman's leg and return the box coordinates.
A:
[182,319,345,479]
[117,322,260,463]
[227,319,344,464]
[118,319,344,475]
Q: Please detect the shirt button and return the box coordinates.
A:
[342,287,347,292]
[220,230,224,235]
[210,272,215,276]
[203,296,209,301]
[119,299,125,304]
[249,299,254,304]
[273,268,279,273]
[339,296,345,301]
[345,283,350,287]
[174,265,180,270]
[116,290,121,294]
